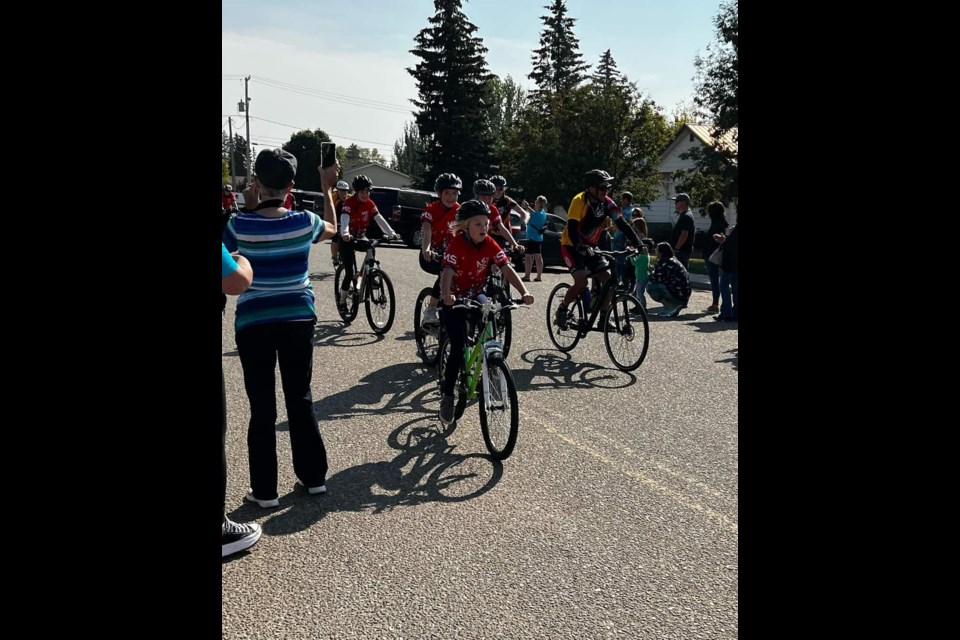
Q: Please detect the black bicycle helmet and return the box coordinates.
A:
[352,174,373,191]
[434,173,463,191]
[584,169,615,188]
[489,175,507,189]
[456,198,491,221]
[473,179,496,197]
[224,184,233,192]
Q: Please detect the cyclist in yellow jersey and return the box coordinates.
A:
[554,169,641,327]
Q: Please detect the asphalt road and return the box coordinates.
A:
[222,242,738,640]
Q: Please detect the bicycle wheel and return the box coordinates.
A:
[546,283,584,352]
[479,357,519,460]
[364,269,396,334]
[333,264,360,322]
[603,293,649,371]
[413,287,441,366]
[438,338,467,420]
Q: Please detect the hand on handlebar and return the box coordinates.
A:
[577,245,595,257]
[513,243,526,255]
[521,293,534,306]
[441,293,456,306]
[341,232,352,243]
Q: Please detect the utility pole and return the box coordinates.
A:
[227,117,235,187]
[244,76,252,182]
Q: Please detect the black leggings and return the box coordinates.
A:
[439,306,469,396]
[222,365,227,526]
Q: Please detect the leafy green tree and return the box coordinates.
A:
[408,0,496,189]
[284,129,333,192]
[222,132,249,178]
[391,121,427,179]
[677,0,738,203]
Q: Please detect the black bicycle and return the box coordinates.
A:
[545,249,649,371]
[333,236,398,334]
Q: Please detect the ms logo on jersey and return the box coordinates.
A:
[476,257,490,273]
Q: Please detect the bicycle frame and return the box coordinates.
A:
[575,251,634,335]
[454,298,510,404]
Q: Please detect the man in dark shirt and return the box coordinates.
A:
[670,193,696,269]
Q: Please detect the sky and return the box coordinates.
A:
[222,0,724,166]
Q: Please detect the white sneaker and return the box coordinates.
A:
[296,479,327,495]
[244,491,280,508]
[423,305,440,325]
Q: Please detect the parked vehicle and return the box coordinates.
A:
[358,187,436,247]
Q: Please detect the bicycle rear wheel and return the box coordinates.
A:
[364,270,396,334]
[333,264,360,322]
[479,358,519,460]
[546,283,583,352]
[414,287,441,365]
[603,293,649,371]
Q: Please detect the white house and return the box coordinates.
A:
[342,163,413,189]
[647,123,738,231]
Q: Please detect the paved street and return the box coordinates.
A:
[222,243,739,639]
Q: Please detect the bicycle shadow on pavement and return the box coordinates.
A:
[511,349,637,391]
[315,361,438,422]
[312,321,386,348]
[244,415,503,536]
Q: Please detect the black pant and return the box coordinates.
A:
[222,364,227,526]
[440,306,469,396]
[236,320,328,500]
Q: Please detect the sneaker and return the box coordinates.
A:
[706,304,719,314]
[521,276,531,282]
[422,305,440,325]
[244,491,280,509]
[667,305,683,318]
[296,479,327,495]
[222,517,262,558]
[439,394,455,426]
[553,306,569,329]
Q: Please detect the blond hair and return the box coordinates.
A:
[535,195,547,209]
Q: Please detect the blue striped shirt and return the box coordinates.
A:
[223,211,326,331]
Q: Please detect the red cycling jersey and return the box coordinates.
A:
[420,200,460,250]
[342,195,381,236]
[441,233,508,298]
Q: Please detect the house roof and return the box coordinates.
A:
[661,122,738,164]
[345,162,412,180]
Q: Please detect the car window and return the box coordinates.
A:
[398,190,435,208]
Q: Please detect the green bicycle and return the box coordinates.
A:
[437,295,525,460]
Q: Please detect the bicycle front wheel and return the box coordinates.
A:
[603,293,649,371]
[414,287,440,365]
[479,358,519,460]
[546,283,583,352]
[364,270,396,334]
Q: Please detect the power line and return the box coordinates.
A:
[252,75,412,112]
[247,115,395,148]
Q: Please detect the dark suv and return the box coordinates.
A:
[368,187,438,248]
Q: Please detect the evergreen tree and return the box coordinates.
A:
[528,0,590,109]
[408,0,495,189]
